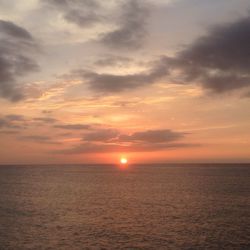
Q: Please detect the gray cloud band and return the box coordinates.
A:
[53,129,196,154]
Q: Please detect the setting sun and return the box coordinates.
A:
[120,157,128,164]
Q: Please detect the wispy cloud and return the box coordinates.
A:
[33,117,58,124]
[118,129,186,143]
[83,128,119,142]
[54,124,91,130]
[44,0,102,28]
[19,135,60,144]
[94,55,132,67]
[100,0,150,49]
[44,0,150,49]
[0,114,26,129]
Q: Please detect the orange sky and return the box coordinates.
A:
[0,0,250,164]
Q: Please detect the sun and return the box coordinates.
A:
[120,157,128,164]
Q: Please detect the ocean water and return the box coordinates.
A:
[0,164,249,250]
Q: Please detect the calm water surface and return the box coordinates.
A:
[0,164,249,249]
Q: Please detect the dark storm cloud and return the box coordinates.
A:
[54,124,91,130]
[45,0,102,27]
[0,20,39,101]
[54,128,197,154]
[74,57,169,93]
[100,0,150,49]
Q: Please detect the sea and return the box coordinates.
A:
[0,164,249,250]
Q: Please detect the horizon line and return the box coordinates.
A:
[0,162,250,166]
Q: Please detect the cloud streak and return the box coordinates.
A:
[94,55,132,67]
[83,128,119,142]
[19,135,60,144]
[54,128,196,154]
[118,129,186,143]
[54,124,91,130]
[0,114,26,129]
[33,117,58,124]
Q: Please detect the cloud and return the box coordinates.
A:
[169,14,250,93]
[0,20,39,101]
[55,141,197,154]
[0,118,13,128]
[4,114,25,121]
[45,0,150,49]
[81,70,152,93]
[74,57,169,93]
[100,0,150,49]
[54,124,91,130]
[119,129,185,143]
[54,128,197,154]
[83,128,119,142]
[33,117,58,123]
[44,0,102,28]
[0,20,32,40]
[0,130,19,135]
[73,14,250,95]
[19,135,60,144]
[94,55,132,67]
[56,142,126,154]
[243,91,250,98]
[0,114,26,129]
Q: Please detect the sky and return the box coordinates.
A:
[0,0,250,164]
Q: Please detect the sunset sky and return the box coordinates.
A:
[0,0,250,164]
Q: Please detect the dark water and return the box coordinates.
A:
[0,164,249,250]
